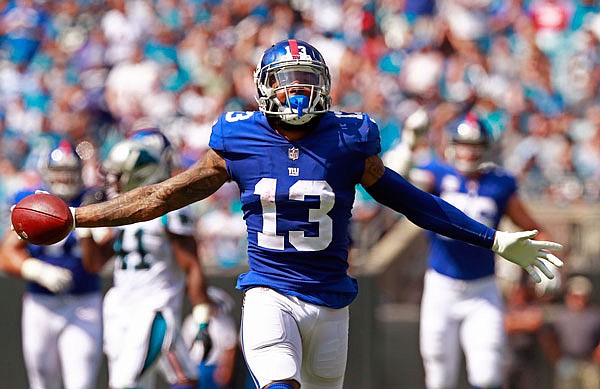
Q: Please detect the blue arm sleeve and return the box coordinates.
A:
[364,168,496,249]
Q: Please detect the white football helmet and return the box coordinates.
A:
[103,129,173,194]
[44,140,83,201]
[254,39,331,125]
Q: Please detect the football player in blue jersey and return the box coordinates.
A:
[45,39,563,389]
[0,140,104,389]
[390,112,556,389]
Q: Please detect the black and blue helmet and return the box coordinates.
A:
[449,113,491,146]
[445,112,492,174]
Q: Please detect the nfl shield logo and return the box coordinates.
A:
[288,147,299,161]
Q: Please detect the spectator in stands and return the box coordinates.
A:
[503,271,546,389]
[540,275,600,389]
[0,0,47,67]
[504,112,572,200]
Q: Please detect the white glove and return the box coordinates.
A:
[9,204,20,238]
[193,303,211,329]
[21,258,73,293]
[69,207,77,230]
[383,143,413,177]
[402,108,429,148]
[492,230,564,283]
[76,227,111,241]
[75,228,92,239]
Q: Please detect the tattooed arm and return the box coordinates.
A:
[76,149,230,227]
[360,154,386,187]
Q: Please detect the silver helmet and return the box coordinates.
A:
[103,129,173,194]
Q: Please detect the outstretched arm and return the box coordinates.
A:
[361,155,495,247]
[361,155,563,281]
[76,149,230,228]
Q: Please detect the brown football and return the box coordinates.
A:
[11,193,73,245]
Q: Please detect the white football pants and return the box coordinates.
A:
[22,292,103,389]
[241,287,349,389]
[103,288,197,388]
[420,270,505,389]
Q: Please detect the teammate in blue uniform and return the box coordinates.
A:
[393,112,555,389]
[41,40,563,389]
[0,140,104,389]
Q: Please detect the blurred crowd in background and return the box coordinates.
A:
[1,0,600,268]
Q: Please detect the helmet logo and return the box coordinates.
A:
[284,42,312,61]
[288,39,301,59]
[288,147,299,161]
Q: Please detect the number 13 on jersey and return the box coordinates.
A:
[254,178,334,252]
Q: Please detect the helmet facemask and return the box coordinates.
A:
[447,142,488,175]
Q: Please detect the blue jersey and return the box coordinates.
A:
[14,189,101,295]
[422,161,517,280]
[209,111,381,308]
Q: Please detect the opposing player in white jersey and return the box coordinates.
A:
[391,112,555,389]
[41,40,563,389]
[80,129,211,389]
[0,140,104,389]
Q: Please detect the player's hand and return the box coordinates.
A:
[193,303,213,362]
[21,258,73,293]
[402,108,429,149]
[69,207,76,231]
[9,204,21,239]
[492,230,564,283]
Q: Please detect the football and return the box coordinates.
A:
[11,193,74,245]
